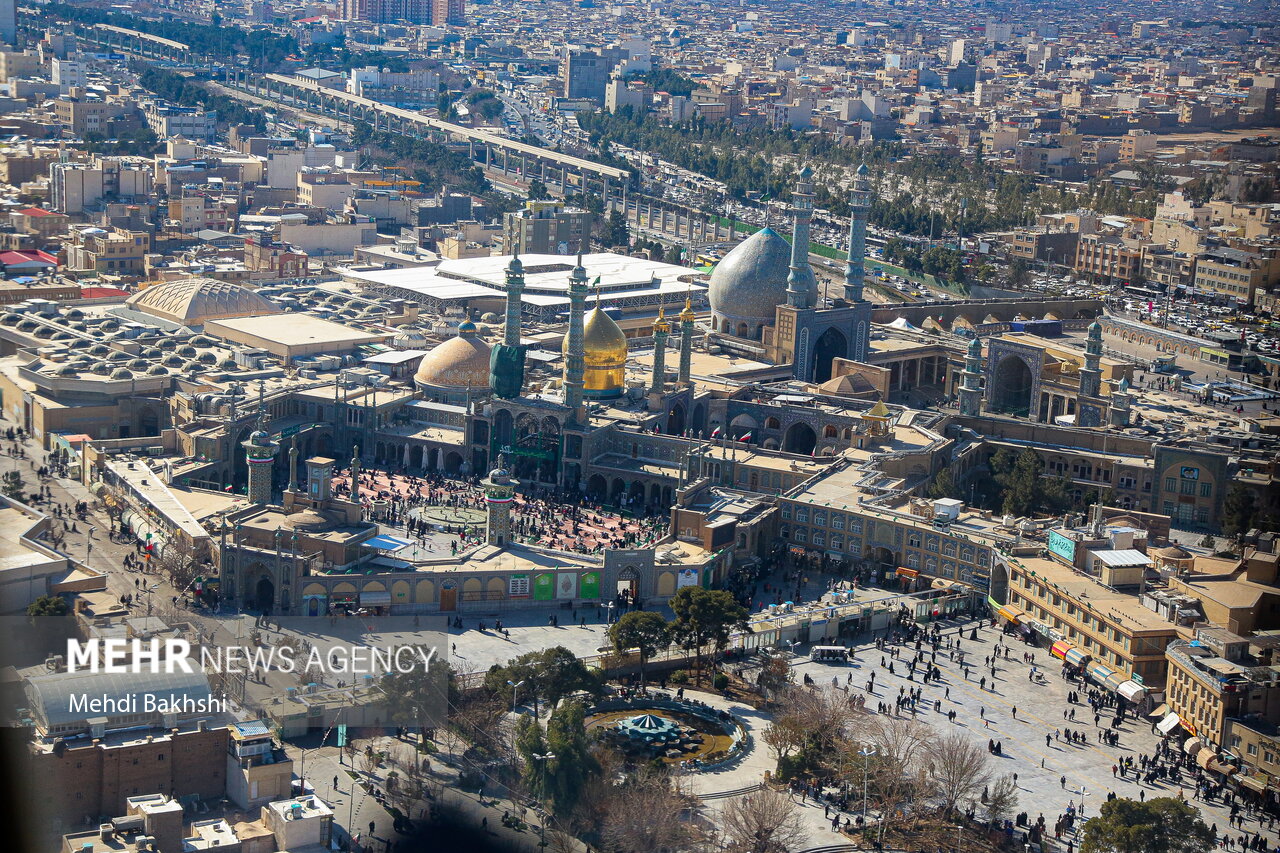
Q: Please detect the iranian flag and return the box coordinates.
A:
[738,432,752,442]
[711,426,722,438]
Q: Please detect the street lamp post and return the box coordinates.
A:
[531,752,556,850]
[859,745,877,826]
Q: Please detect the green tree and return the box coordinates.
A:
[927,468,959,500]
[1,470,24,500]
[26,594,68,624]
[992,448,1068,517]
[1220,484,1257,543]
[669,587,747,678]
[664,243,683,265]
[1200,533,1217,551]
[542,700,599,817]
[514,713,551,801]
[483,646,600,713]
[1080,797,1214,853]
[527,179,551,201]
[381,648,450,739]
[608,610,668,689]
[600,209,630,249]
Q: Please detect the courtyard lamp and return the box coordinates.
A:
[859,745,877,824]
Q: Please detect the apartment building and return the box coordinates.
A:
[143,100,217,142]
[63,226,151,274]
[502,200,593,255]
[1074,232,1144,285]
[1193,247,1275,306]
[999,549,1179,688]
[297,169,357,210]
[50,156,154,215]
[1166,627,1280,751]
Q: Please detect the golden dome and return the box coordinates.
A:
[568,306,628,368]
[414,323,492,392]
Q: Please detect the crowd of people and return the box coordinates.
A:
[331,465,669,554]
[777,600,1280,853]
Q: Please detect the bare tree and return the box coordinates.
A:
[929,730,991,816]
[153,536,212,591]
[598,767,697,853]
[720,787,807,853]
[757,654,792,701]
[790,687,854,754]
[984,774,1019,826]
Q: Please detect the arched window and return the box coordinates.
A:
[823,425,838,438]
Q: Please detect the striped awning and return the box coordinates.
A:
[1065,648,1091,666]
[996,605,1024,623]
[1197,747,1217,768]
[1103,672,1128,692]
[1184,737,1204,755]
[1087,662,1116,683]
[1051,640,1074,660]
[1117,680,1148,703]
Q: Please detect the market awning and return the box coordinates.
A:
[996,605,1023,623]
[1065,647,1091,666]
[364,534,413,551]
[1184,737,1204,756]
[1117,680,1148,703]
[896,567,919,579]
[1238,774,1269,793]
[1156,712,1183,735]
[1103,672,1128,692]
[359,591,392,606]
[1147,703,1170,719]
[1051,640,1074,660]
[1087,662,1116,683]
[1197,747,1217,768]
[1206,758,1235,776]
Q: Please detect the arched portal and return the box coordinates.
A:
[588,474,607,499]
[692,403,706,435]
[667,403,686,436]
[728,414,757,440]
[783,422,817,455]
[811,327,848,384]
[989,561,1009,605]
[254,575,275,613]
[869,547,897,574]
[444,451,462,475]
[138,406,160,436]
[617,566,640,604]
[991,356,1034,416]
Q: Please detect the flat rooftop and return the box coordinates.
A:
[205,313,387,347]
[1006,554,1183,636]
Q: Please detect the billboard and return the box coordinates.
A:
[1047,530,1076,563]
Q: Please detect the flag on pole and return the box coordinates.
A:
[711,426,722,438]
[738,432,752,442]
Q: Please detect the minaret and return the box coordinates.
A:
[242,382,277,506]
[481,454,518,547]
[243,428,278,506]
[503,251,524,347]
[649,307,669,412]
[1080,321,1103,398]
[1077,321,1104,427]
[844,164,870,303]
[678,294,695,388]
[490,252,527,399]
[958,336,984,417]
[1109,376,1133,427]
[562,254,588,422]
[286,437,298,493]
[786,167,816,310]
